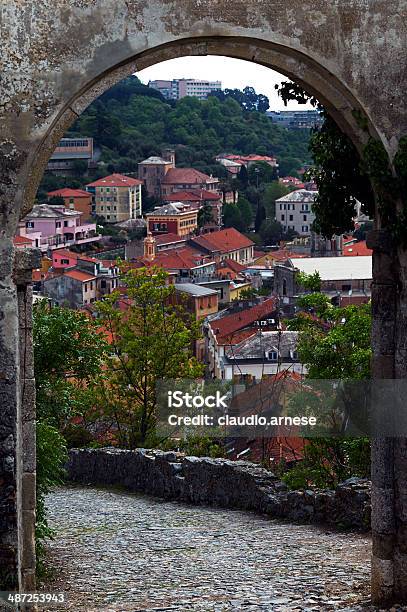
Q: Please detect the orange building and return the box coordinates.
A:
[47,188,93,220]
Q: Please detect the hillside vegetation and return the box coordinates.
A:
[66,76,311,177]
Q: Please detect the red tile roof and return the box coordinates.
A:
[64,269,96,282]
[218,258,247,273]
[343,241,372,256]
[163,189,221,202]
[154,233,185,245]
[161,168,213,185]
[86,173,143,188]
[143,247,212,271]
[191,228,254,254]
[47,188,90,198]
[14,235,33,245]
[210,297,277,344]
[53,249,79,260]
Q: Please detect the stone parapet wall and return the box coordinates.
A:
[67,448,371,531]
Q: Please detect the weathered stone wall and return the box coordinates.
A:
[67,448,371,531]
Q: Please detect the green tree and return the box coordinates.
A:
[48,195,65,206]
[34,303,108,429]
[237,196,253,229]
[95,266,204,448]
[33,303,108,573]
[197,204,214,228]
[259,219,284,245]
[276,80,375,236]
[282,300,372,489]
[296,271,322,293]
[248,161,277,185]
[223,202,244,231]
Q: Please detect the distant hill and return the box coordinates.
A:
[65,76,312,178]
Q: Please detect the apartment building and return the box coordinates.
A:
[145,202,198,237]
[47,188,92,220]
[86,173,143,223]
[275,189,317,236]
[17,204,99,253]
[47,137,95,174]
[149,78,221,100]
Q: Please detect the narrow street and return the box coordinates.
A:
[44,486,372,611]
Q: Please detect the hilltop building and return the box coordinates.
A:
[267,110,323,129]
[148,78,222,100]
[47,137,95,174]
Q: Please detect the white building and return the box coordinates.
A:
[275,189,317,236]
[220,330,303,381]
[149,78,222,100]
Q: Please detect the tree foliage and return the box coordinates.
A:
[43,77,312,188]
[33,303,108,573]
[94,266,204,448]
[276,81,375,237]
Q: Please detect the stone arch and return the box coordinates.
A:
[24,35,377,217]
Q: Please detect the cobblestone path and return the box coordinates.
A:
[44,486,373,612]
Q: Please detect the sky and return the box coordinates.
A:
[137,56,313,111]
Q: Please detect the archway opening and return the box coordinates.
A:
[14,36,380,608]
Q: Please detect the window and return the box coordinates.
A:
[289,214,293,221]
[84,283,88,291]
[26,221,34,228]
[303,214,307,221]
[302,225,309,232]
[61,259,69,265]
[64,221,68,227]
[281,214,285,221]
[56,222,61,228]
[267,351,278,361]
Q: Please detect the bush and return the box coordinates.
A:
[160,436,226,458]
[281,437,370,490]
[36,422,67,576]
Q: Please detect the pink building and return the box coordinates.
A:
[17,204,101,253]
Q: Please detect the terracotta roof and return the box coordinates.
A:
[161,168,214,185]
[64,269,96,282]
[47,188,90,198]
[86,173,143,188]
[210,297,277,344]
[218,258,247,273]
[53,249,78,260]
[14,235,33,245]
[343,241,372,256]
[163,189,221,202]
[143,247,213,271]
[154,233,185,245]
[191,228,254,254]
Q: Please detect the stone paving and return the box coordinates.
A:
[43,485,375,612]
